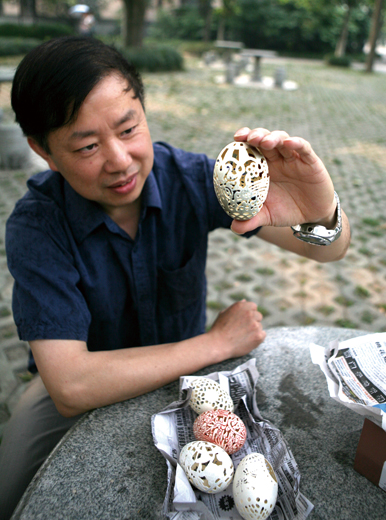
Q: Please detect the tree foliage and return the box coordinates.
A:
[149,4,206,41]
[147,0,375,56]
[223,0,369,54]
[278,0,372,56]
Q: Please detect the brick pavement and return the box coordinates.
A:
[0,56,386,438]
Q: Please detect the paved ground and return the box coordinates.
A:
[0,55,386,438]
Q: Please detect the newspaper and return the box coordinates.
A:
[151,359,314,520]
[309,332,386,432]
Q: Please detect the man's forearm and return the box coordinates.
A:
[256,209,351,263]
[29,301,266,417]
[30,336,220,417]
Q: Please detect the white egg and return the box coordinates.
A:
[179,440,234,493]
[188,377,234,414]
[213,141,269,221]
[233,453,278,520]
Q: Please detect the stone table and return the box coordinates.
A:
[241,49,277,82]
[11,327,386,519]
[215,40,244,60]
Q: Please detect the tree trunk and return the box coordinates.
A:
[122,0,148,48]
[198,0,213,42]
[217,17,225,41]
[203,9,213,42]
[335,6,351,57]
[20,0,36,21]
[365,0,385,72]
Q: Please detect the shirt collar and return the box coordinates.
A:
[64,169,162,244]
[141,169,162,212]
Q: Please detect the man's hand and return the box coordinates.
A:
[208,300,266,360]
[231,127,337,234]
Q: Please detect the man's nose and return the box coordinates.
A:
[104,139,132,173]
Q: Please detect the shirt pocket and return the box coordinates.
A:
[157,249,205,315]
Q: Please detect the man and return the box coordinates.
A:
[0,36,350,519]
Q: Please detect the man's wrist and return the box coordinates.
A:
[316,198,338,228]
[291,191,342,246]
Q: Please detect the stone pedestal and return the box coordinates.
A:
[275,67,286,88]
[0,124,30,170]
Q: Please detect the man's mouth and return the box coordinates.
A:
[107,174,137,194]
[108,174,136,189]
[112,180,130,188]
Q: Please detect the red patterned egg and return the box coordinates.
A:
[193,409,247,455]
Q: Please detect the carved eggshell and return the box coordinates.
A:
[233,453,278,520]
[188,377,234,414]
[179,440,234,493]
[193,409,247,454]
[213,141,269,221]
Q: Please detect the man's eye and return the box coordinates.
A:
[122,126,136,136]
[80,144,96,152]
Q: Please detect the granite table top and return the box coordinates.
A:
[11,326,386,520]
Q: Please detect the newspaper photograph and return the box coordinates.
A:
[151,359,313,520]
[310,332,386,431]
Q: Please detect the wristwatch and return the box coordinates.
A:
[291,191,342,246]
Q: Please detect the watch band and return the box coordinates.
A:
[291,191,342,246]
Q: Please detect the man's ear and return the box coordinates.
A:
[27,137,58,171]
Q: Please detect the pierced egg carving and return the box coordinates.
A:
[193,409,247,455]
[233,453,278,520]
[179,440,234,493]
[213,141,269,221]
[188,377,234,414]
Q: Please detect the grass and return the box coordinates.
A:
[362,218,381,227]
[318,305,335,316]
[229,291,248,301]
[0,307,11,317]
[235,273,254,282]
[361,311,376,324]
[334,296,355,307]
[255,268,275,276]
[354,286,371,298]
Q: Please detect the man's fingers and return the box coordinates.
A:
[282,137,319,166]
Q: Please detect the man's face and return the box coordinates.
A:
[32,74,154,220]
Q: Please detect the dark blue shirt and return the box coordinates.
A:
[6,142,259,372]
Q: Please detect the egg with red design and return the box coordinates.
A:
[193,409,247,455]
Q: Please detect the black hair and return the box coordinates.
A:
[11,36,145,153]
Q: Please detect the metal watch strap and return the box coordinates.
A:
[291,191,342,246]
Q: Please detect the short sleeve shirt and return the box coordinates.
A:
[6,142,260,371]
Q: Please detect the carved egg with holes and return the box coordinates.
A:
[233,453,278,520]
[179,440,234,493]
[213,141,269,221]
[193,409,247,455]
[188,377,234,414]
